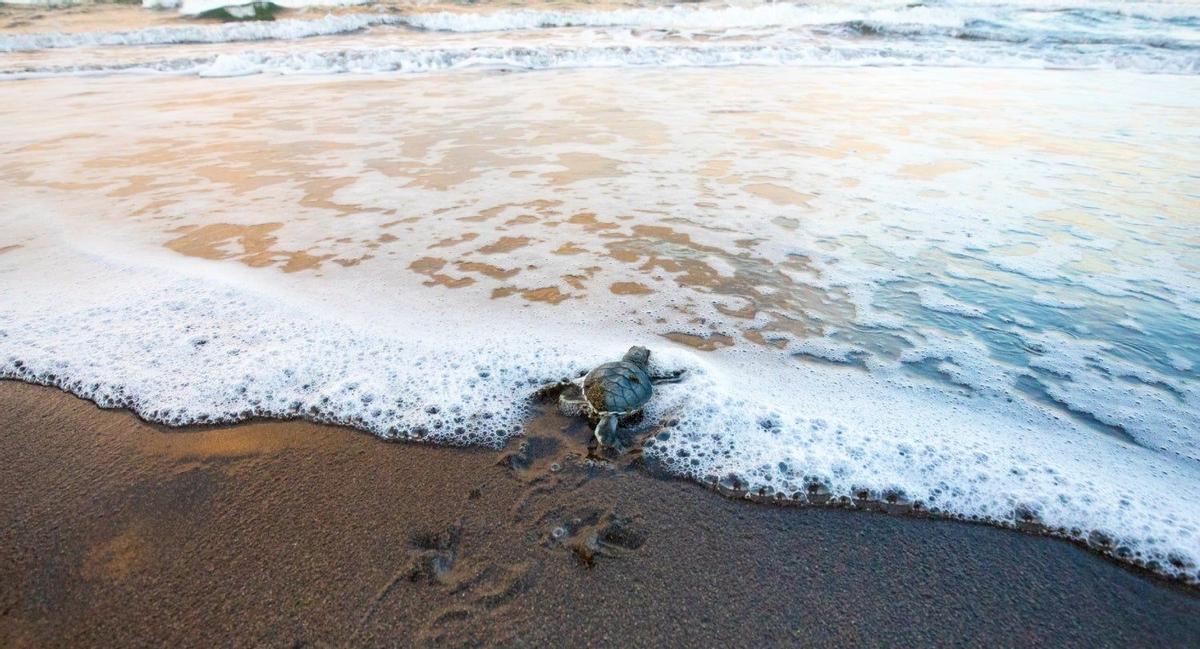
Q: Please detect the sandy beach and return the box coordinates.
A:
[2,379,1198,647]
[4,1,1200,645]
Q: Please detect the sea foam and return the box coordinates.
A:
[4,41,1197,79]
[3,0,1198,75]
[143,0,373,13]
[1,239,1197,581]
[0,14,401,52]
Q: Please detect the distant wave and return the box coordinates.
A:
[0,14,401,52]
[396,3,1200,33]
[5,2,1199,54]
[832,18,1200,50]
[4,41,1197,79]
[143,0,373,14]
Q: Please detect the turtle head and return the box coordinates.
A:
[622,345,650,368]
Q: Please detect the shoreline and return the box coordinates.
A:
[8,370,1197,590]
[2,378,1198,647]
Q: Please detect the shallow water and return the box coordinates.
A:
[1,1,1199,582]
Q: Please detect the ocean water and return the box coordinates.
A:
[1,1,1198,582]
[2,0,1200,73]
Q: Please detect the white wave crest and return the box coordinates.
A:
[0,14,401,53]
[398,3,964,33]
[6,1,1197,53]
[143,0,374,13]
[5,41,1195,80]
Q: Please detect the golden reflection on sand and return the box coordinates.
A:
[567,212,621,231]
[135,422,319,460]
[458,260,521,280]
[543,152,625,185]
[3,67,1196,358]
[699,159,734,178]
[743,183,814,207]
[431,233,480,249]
[410,256,475,289]
[165,223,332,273]
[610,281,653,295]
[460,200,562,224]
[81,527,147,583]
[478,236,533,254]
[899,161,974,180]
[553,242,588,256]
[663,332,735,351]
[492,285,571,304]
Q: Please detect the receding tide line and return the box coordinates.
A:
[2,369,1197,590]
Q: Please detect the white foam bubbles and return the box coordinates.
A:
[178,0,373,16]
[1020,330,1200,461]
[397,4,889,33]
[1,235,1197,581]
[911,285,988,318]
[0,252,575,447]
[642,340,1200,581]
[0,13,401,52]
[8,39,1198,80]
[4,0,1199,76]
[200,52,265,77]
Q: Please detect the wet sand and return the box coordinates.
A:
[1,379,1198,647]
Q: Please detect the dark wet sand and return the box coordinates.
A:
[2,380,1198,648]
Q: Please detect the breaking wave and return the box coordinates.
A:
[3,1,1198,62]
[4,41,1197,79]
[0,13,401,52]
[396,2,1200,36]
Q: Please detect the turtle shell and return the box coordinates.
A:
[582,361,653,415]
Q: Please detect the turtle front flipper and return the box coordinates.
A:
[594,414,619,448]
[650,369,685,385]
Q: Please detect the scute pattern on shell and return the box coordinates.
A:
[582,361,653,414]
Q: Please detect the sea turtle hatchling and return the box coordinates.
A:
[552,346,683,451]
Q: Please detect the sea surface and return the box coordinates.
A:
[1,0,1198,581]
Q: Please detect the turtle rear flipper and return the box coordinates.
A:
[533,378,575,403]
[559,392,587,416]
[594,414,619,448]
